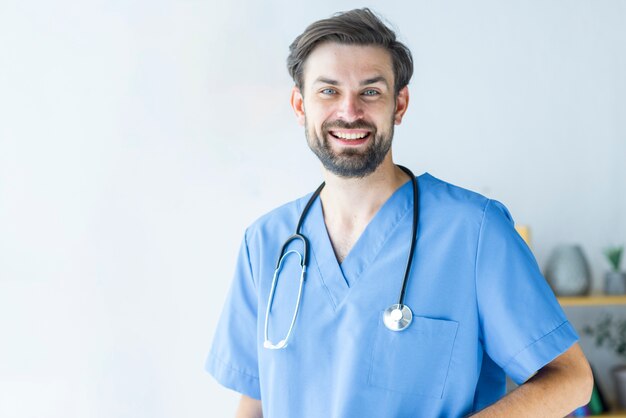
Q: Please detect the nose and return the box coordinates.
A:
[336,93,364,121]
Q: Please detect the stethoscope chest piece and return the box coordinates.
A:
[383,304,413,331]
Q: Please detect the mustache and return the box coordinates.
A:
[322,119,376,131]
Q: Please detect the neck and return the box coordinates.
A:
[319,154,411,225]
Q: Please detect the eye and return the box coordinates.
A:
[320,88,337,95]
[362,89,380,96]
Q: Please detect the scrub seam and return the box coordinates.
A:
[358,189,412,280]
[311,245,338,310]
[209,352,260,381]
[366,316,382,389]
[439,322,460,399]
[366,202,412,275]
[244,229,258,292]
[473,198,491,345]
[304,196,338,310]
[501,320,571,377]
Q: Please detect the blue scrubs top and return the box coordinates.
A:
[207,173,578,417]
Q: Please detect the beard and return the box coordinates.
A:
[305,117,394,178]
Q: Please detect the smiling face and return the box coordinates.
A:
[291,42,409,178]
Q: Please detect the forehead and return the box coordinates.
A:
[302,42,394,87]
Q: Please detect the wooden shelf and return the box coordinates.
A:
[558,295,626,307]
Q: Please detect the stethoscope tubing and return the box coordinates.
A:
[264,165,419,349]
[396,165,419,307]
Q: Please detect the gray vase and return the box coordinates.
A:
[605,271,626,295]
[544,245,591,296]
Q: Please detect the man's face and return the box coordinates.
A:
[291,42,409,178]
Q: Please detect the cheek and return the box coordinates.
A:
[304,111,330,130]
[307,109,331,125]
[304,99,335,118]
[374,106,397,126]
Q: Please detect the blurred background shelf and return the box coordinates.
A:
[558,296,626,307]
[558,295,626,414]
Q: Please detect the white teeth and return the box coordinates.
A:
[334,132,367,140]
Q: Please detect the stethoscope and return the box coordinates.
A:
[264,165,419,350]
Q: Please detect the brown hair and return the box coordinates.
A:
[287,8,413,95]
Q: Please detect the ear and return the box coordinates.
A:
[290,86,306,126]
[393,86,409,125]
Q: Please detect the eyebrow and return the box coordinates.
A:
[312,76,390,88]
[313,77,340,86]
[361,76,389,87]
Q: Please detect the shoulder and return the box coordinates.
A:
[243,192,313,245]
[418,173,515,234]
[421,172,506,214]
[420,173,487,205]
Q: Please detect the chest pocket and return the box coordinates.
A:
[368,315,459,398]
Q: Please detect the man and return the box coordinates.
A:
[207,8,593,418]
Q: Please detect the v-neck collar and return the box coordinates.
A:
[301,178,415,310]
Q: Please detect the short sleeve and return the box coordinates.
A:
[205,231,261,399]
[475,199,578,384]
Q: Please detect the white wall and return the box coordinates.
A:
[0,1,624,416]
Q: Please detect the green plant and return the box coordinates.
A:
[605,246,624,272]
[583,315,626,361]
